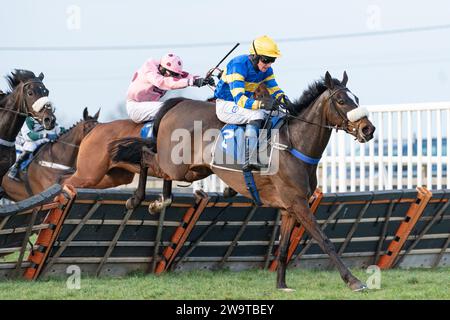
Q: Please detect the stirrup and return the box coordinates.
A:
[242,162,262,172]
[7,168,20,182]
[145,137,157,153]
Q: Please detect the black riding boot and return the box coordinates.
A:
[242,120,263,172]
[145,123,157,153]
[147,136,157,153]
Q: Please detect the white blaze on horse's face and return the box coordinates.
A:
[345,91,358,106]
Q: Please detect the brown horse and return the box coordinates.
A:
[0,70,56,181]
[109,71,376,291]
[1,108,99,201]
[61,86,270,191]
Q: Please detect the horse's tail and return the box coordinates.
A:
[108,137,153,164]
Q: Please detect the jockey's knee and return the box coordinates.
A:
[23,143,37,153]
[248,119,263,128]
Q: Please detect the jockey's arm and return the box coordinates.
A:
[226,66,261,110]
[24,117,45,141]
[262,70,285,101]
[145,70,194,91]
[27,131,45,141]
[52,123,66,135]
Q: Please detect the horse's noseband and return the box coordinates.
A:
[22,79,50,116]
[326,87,364,134]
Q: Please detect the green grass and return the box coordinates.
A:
[0,267,449,300]
[0,235,37,263]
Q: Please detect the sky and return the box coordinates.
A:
[1,0,450,127]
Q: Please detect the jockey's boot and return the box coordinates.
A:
[146,124,157,153]
[7,151,29,181]
[242,120,263,172]
[145,136,157,154]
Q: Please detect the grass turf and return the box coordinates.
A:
[0,267,448,300]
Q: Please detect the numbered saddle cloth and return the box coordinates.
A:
[140,121,154,139]
[211,116,285,172]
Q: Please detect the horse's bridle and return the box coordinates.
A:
[0,79,51,118]
[277,87,365,157]
[325,87,361,134]
[282,86,361,134]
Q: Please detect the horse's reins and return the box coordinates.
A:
[29,119,99,172]
[280,87,359,133]
[0,79,49,117]
[0,80,49,147]
[268,87,365,164]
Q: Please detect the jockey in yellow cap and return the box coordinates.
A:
[214,35,291,171]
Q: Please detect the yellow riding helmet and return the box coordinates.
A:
[249,35,281,58]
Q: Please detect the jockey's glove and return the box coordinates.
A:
[280,94,292,107]
[192,78,210,87]
[44,133,58,141]
[260,98,278,111]
[204,77,215,86]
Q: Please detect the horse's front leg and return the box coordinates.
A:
[276,211,297,291]
[289,198,367,292]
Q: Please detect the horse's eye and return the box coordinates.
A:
[27,90,33,96]
[338,99,344,104]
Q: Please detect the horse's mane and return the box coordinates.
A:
[1,70,38,107]
[32,121,82,159]
[287,77,342,116]
[54,120,83,142]
[33,116,98,163]
[152,97,190,138]
[5,69,37,92]
[53,115,99,143]
[0,90,6,104]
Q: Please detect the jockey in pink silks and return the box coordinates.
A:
[126,53,215,123]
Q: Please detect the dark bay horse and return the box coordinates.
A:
[1,108,99,201]
[109,71,376,291]
[0,70,56,181]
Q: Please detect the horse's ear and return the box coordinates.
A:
[94,108,101,120]
[324,71,334,89]
[341,71,348,87]
[38,72,44,80]
[83,107,88,120]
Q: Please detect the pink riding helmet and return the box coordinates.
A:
[160,53,183,75]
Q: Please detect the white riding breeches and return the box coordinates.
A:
[126,100,164,123]
[215,99,266,125]
[17,139,49,153]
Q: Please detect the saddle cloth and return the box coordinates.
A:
[140,121,154,139]
[211,116,285,172]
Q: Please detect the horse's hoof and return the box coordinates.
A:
[162,195,173,208]
[278,288,295,292]
[223,187,238,198]
[148,201,162,215]
[349,280,368,292]
[126,198,136,210]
